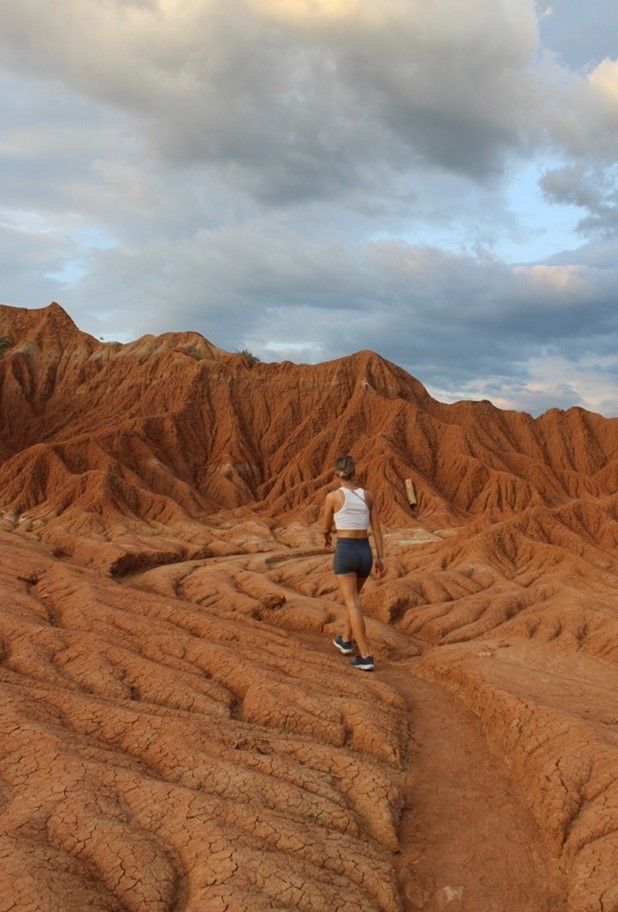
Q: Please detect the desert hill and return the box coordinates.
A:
[0,302,615,544]
[0,302,616,912]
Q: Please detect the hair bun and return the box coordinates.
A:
[335,455,355,479]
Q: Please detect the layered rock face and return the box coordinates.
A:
[0,302,616,912]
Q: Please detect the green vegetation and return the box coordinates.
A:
[238,348,261,366]
[0,337,11,357]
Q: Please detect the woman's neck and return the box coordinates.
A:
[339,478,357,489]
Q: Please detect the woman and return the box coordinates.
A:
[322,455,385,671]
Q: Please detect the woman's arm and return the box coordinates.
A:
[367,492,386,577]
[322,493,335,550]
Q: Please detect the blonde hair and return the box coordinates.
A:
[335,455,355,479]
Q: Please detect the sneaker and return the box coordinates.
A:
[350,655,375,671]
[332,635,354,655]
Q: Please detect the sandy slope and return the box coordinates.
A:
[0,303,616,911]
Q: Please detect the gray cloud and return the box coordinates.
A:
[0,0,546,202]
[55,224,616,414]
[540,56,618,164]
[1,2,615,213]
[541,164,618,236]
[0,223,67,306]
[539,0,618,70]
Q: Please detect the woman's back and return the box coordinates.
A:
[334,487,370,530]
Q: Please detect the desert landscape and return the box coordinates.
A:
[0,301,616,912]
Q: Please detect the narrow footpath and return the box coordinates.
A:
[124,550,568,912]
[379,659,565,912]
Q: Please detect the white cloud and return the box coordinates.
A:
[438,352,618,416]
[538,54,618,163]
[588,58,618,105]
[513,263,594,299]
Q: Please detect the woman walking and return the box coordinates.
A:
[322,455,385,671]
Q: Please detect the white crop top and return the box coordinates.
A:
[334,487,370,530]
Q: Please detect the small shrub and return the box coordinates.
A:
[0,337,11,357]
[237,348,261,366]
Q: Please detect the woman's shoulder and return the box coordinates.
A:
[361,488,373,504]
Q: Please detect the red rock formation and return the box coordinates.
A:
[1,303,615,538]
[0,302,616,912]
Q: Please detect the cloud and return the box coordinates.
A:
[539,0,618,70]
[0,2,613,211]
[539,56,618,165]
[1,2,615,212]
[0,0,544,202]
[541,163,618,236]
[0,220,69,306]
[448,352,618,416]
[53,222,616,414]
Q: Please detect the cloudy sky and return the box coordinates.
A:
[1,0,617,415]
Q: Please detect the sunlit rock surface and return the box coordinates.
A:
[0,303,616,912]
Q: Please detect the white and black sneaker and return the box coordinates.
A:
[350,655,375,671]
[333,635,354,655]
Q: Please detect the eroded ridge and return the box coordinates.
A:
[0,532,407,912]
[118,519,618,912]
[414,644,617,912]
[366,511,618,912]
[0,303,616,912]
[0,303,617,546]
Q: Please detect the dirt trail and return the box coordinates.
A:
[379,660,565,912]
[297,624,565,911]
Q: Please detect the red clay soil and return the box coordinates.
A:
[0,302,616,912]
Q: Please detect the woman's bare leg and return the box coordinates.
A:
[343,574,368,643]
[336,572,370,656]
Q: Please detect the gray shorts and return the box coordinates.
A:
[333,537,373,578]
